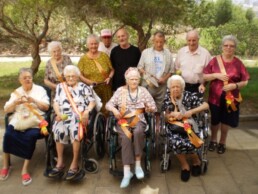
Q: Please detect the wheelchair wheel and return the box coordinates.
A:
[93,112,106,159]
[201,160,208,174]
[149,113,156,159]
[105,116,112,156]
[160,159,171,173]
[84,158,99,174]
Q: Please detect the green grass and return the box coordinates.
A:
[0,60,257,105]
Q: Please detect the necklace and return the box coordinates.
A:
[128,86,138,103]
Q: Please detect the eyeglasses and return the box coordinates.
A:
[65,75,77,79]
[223,44,235,48]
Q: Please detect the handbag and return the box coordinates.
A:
[9,106,40,131]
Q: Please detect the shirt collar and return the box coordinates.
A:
[185,46,201,55]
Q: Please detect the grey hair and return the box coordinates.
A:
[167,75,185,90]
[153,30,165,39]
[222,35,238,48]
[87,34,100,45]
[47,41,62,53]
[186,30,200,40]
[124,67,141,82]
[63,65,81,76]
[18,68,33,78]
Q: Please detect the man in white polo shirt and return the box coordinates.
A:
[175,30,211,93]
[98,29,117,57]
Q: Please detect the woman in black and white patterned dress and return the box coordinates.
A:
[162,75,209,182]
[49,65,96,180]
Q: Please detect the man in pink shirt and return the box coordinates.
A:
[175,30,211,93]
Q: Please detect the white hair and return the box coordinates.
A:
[222,35,238,48]
[124,67,141,81]
[48,41,62,53]
[63,65,80,76]
[87,34,100,45]
[167,75,185,90]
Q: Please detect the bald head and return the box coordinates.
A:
[116,28,130,49]
[186,30,199,52]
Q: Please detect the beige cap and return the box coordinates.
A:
[100,29,112,37]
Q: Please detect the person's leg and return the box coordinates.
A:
[55,142,65,167]
[21,159,30,175]
[176,154,190,182]
[21,159,32,185]
[133,122,145,179]
[210,123,220,143]
[69,140,80,170]
[190,153,201,176]
[0,153,11,180]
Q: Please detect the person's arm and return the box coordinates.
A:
[184,102,209,118]
[223,80,248,92]
[44,79,57,90]
[203,73,228,82]
[79,75,95,85]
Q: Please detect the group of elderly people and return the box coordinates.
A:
[0,29,249,188]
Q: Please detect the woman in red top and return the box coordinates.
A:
[203,35,249,154]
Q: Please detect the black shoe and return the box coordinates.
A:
[65,168,79,180]
[208,141,217,151]
[217,143,226,154]
[181,169,190,182]
[191,165,201,177]
[48,166,65,177]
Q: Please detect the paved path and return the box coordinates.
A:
[0,121,258,194]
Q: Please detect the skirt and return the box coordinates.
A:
[3,125,41,160]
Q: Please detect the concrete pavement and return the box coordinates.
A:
[0,121,258,194]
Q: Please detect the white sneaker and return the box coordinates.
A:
[135,166,144,179]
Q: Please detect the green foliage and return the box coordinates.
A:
[215,0,233,26]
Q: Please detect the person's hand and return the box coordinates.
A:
[82,110,90,124]
[26,96,35,104]
[198,84,205,93]
[14,96,27,105]
[158,77,166,84]
[183,110,193,118]
[223,83,236,92]
[105,77,111,85]
[113,108,122,119]
[144,103,153,113]
[55,114,62,122]
[215,73,229,82]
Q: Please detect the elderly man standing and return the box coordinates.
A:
[175,30,211,93]
[110,28,141,91]
[98,29,117,57]
[138,31,174,113]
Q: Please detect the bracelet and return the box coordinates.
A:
[235,83,238,89]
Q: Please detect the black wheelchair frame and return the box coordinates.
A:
[158,111,209,174]
[105,112,156,177]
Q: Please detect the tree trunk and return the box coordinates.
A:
[30,41,41,75]
[129,20,153,52]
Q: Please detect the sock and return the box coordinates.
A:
[123,165,131,178]
[135,160,141,168]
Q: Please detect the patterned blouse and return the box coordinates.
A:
[106,86,157,123]
[44,55,73,84]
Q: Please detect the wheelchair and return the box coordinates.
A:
[44,107,106,181]
[105,112,156,177]
[158,110,209,174]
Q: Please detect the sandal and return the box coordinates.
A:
[65,168,79,180]
[217,143,226,154]
[22,173,32,186]
[48,166,65,177]
[0,168,11,181]
[208,141,217,151]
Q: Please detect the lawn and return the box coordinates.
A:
[0,60,257,110]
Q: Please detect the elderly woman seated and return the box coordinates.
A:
[48,65,96,180]
[105,67,157,188]
[162,75,209,182]
[0,68,50,186]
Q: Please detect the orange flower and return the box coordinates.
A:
[39,120,49,136]
[118,118,129,127]
[225,92,234,105]
[183,122,192,134]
